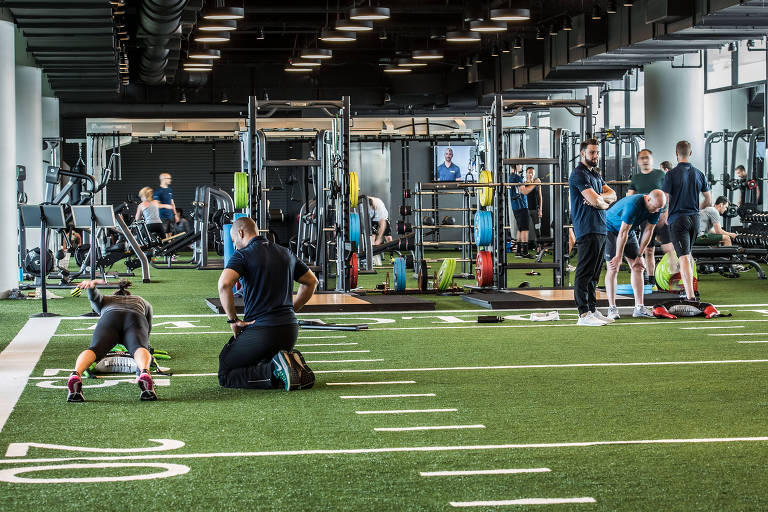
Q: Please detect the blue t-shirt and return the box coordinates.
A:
[507,172,528,210]
[662,163,710,224]
[153,186,175,219]
[606,194,660,233]
[568,163,607,240]
[225,237,310,327]
[437,162,461,181]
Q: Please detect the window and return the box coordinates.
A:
[706,47,732,90]
[737,40,766,86]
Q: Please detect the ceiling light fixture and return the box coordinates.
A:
[198,19,237,31]
[194,31,230,43]
[378,29,388,40]
[183,61,214,67]
[397,58,427,67]
[606,0,618,14]
[383,65,411,73]
[501,41,511,53]
[489,8,530,21]
[184,66,212,72]
[335,19,374,31]
[188,48,221,59]
[349,6,391,21]
[284,66,313,73]
[300,48,333,60]
[220,92,229,103]
[535,26,544,40]
[256,27,265,40]
[179,91,187,103]
[412,49,443,60]
[202,3,245,20]
[563,16,573,31]
[445,30,481,43]
[291,59,322,67]
[320,28,356,42]
[728,41,737,52]
[623,0,634,6]
[469,20,507,33]
[549,22,558,36]
[591,5,603,20]
[513,36,522,48]
[491,46,499,57]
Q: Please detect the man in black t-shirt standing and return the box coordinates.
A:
[662,141,712,301]
[217,217,318,390]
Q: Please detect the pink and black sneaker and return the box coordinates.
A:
[137,370,157,401]
[66,372,84,402]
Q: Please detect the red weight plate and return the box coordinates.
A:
[349,253,359,288]
[476,250,493,287]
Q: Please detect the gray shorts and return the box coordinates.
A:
[604,230,640,261]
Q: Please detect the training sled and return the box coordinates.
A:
[462,287,681,310]
[205,291,435,314]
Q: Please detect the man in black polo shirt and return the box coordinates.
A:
[569,138,617,326]
[662,140,712,301]
[217,217,318,390]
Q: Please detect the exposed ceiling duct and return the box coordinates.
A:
[138,0,188,85]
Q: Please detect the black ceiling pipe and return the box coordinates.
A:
[138,0,188,85]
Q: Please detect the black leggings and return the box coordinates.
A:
[218,324,299,389]
[88,311,150,359]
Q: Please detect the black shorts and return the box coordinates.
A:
[670,214,699,257]
[512,209,530,231]
[371,219,391,237]
[88,311,150,359]
[638,220,671,246]
[604,230,640,261]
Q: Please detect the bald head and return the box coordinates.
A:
[230,217,258,249]
[645,189,666,213]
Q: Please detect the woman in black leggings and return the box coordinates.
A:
[66,279,158,402]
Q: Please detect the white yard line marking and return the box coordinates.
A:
[709,333,768,336]
[1,436,766,465]
[421,468,551,477]
[301,350,370,355]
[326,381,416,386]
[680,326,744,330]
[307,359,384,364]
[375,425,485,432]
[368,319,768,332]
[355,409,457,415]
[313,359,768,374]
[737,340,768,344]
[0,318,60,433]
[296,343,358,347]
[340,393,435,399]
[450,498,596,507]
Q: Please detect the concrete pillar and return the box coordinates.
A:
[644,61,705,168]
[0,20,17,293]
[15,66,43,250]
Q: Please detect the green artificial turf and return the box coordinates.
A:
[0,250,767,510]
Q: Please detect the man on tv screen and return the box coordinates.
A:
[437,147,461,181]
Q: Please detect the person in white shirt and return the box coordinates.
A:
[367,196,392,246]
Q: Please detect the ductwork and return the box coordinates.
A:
[138,0,187,85]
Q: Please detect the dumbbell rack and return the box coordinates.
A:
[735,211,768,250]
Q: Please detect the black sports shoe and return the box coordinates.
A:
[137,371,158,401]
[66,372,84,402]
[288,350,315,390]
[271,350,300,391]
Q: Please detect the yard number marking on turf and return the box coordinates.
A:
[421,468,551,477]
[340,394,435,399]
[35,379,170,390]
[0,462,190,484]
[5,439,185,457]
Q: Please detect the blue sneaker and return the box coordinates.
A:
[271,351,298,391]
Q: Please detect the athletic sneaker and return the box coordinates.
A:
[66,372,84,402]
[576,312,606,327]
[607,305,621,320]
[137,370,158,401]
[288,350,316,390]
[592,310,615,324]
[271,350,300,391]
[633,305,655,318]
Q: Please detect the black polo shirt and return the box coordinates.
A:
[568,163,607,240]
[225,237,310,327]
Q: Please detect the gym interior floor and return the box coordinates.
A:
[1,251,767,510]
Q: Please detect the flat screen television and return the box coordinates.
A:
[433,145,476,182]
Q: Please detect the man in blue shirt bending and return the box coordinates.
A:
[569,138,617,326]
[603,190,666,320]
[437,147,461,181]
[217,217,318,391]
[662,140,712,301]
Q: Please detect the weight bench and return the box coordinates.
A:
[692,246,767,279]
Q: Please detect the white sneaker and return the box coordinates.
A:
[632,305,655,318]
[607,305,621,320]
[592,310,615,324]
[577,312,607,326]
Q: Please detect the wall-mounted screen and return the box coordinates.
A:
[433,145,475,182]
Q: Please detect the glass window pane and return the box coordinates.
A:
[706,47,732,90]
[738,39,766,85]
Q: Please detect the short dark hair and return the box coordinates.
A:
[660,161,673,171]
[175,207,183,215]
[526,166,535,171]
[715,196,729,206]
[580,138,599,152]
[735,165,746,172]
[675,140,692,157]
[637,149,652,157]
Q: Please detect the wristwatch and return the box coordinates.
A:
[226,317,239,324]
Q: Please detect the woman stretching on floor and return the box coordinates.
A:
[66,279,157,402]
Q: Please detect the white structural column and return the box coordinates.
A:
[644,61,705,167]
[0,20,18,294]
[15,65,43,249]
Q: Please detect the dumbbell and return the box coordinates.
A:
[402,189,412,199]
[441,216,456,225]
[399,205,412,216]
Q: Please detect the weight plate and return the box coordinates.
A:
[393,257,406,292]
[349,212,360,244]
[437,258,456,291]
[349,172,359,209]
[417,259,429,291]
[349,253,359,288]
[478,170,494,207]
[476,250,493,287]
[474,210,493,247]
[234,172,248,209]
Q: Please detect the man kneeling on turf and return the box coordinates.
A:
[67,280,157,402]
[217,217,317,390]
[604,190,666,320]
